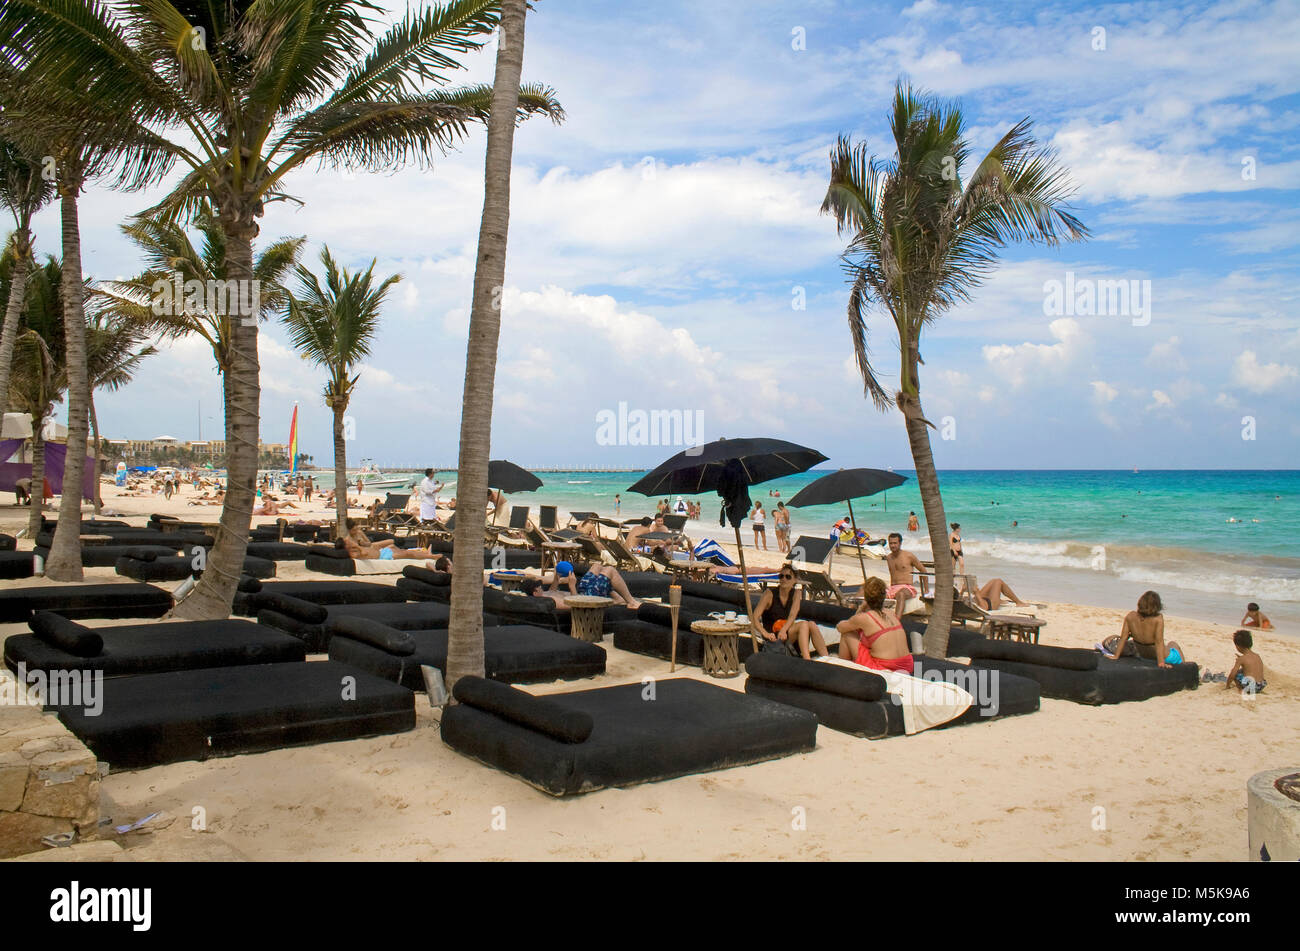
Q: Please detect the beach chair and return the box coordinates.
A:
[601,535,651,572]
[538,505,559,534]
[370,493,415,532]
[788,535,862,607]
[487,506,531,547]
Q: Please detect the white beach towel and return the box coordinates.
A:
[350,558,407,575]
[814,656,973,734]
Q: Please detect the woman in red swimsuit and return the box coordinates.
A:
[836,576,914,674]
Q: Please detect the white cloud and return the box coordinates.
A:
[1147,390,1175,412]
[903,0,942,16]
[1232,350,1298,392]
[1090,380,1118,402]
[981,318,1084,388]
[1145,336,1186,371]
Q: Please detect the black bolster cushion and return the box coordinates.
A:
[0,534,16,551]
[237,575,263,593]
[308,544,350,560]
[745,652,887,701]
[123,547,160,562]
[402,565,450,587]
[258,592,327,624]
[453,677,593,744]
[30,611,104,658]
[325,617,416,656]
[967,638,1099,671]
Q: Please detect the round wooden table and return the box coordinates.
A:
[690,618,749,678]
[564,595,614,642]
[490,571,527,593]
[543,542,582,569]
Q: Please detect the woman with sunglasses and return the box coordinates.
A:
[753,565,829,659]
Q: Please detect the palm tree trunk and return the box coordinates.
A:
[333,400,347,531]
[899,390,954,657]
[28,420,44,538]
[446,0,528,692]
[89,392,102,514]
[172,228,258,619]
[45,188,88,581]
[0,244,31,415]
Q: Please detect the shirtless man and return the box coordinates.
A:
[885,533,926,602]
[626,515,676,556]
[342,519,434,561]
[1242,602,1274,630]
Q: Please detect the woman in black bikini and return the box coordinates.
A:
[949,522,965,574]
[753,565,828,659]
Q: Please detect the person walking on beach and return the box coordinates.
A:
[163,469,174,500]
[1226,629,1267,694]
[907,511,919,533]
[750,501,767,550]
[949,522,964,574]
[614,493,621,515]
[1105,591,1185,668]
[417,469,443,522]
[773,501,791,553]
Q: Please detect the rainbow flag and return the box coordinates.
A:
[288,404,299,474]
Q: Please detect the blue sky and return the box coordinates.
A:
[26,0,1300,470]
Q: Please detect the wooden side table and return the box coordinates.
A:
[564,595,613,642]
[490,571,527,593]
[543,542,582,570]
[986,615,1046,644]
[690,619,748,678]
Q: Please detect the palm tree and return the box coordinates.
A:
[446,0,532,691]
[0,136,56,415]
[5,255,68,537]
[0,55,175,582]
[282,247,399,529]
[84,312,157,513]
[2,0,562,616]
[821,83,1088,656]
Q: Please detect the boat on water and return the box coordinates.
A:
[353,459,414,492]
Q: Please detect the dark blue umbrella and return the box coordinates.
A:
[788,468,908,590]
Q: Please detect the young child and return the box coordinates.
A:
[1226,629,1267,694]
[1241,602,1274,630]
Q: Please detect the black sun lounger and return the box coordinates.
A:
[327,620,606,688]
[115,551,276,582]
[743,653,1040,738]
[4,614,306,678]
[441,676,816,796]
[0,583,173,624]
[0,550,35,579]
[245,541,313,561]
[610,602,758,668]
[255,596,501,652]
[49,661,415,770]
[963,638,1199,704]
[232,579,407,616]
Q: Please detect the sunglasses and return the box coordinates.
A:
[779,573,794,579]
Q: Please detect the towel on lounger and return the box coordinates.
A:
[350,559,410,575]
[815,655,973,734]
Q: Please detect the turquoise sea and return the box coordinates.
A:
[343,468,1300,631]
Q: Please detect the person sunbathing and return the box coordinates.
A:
[342,519,433,561]
[626,515,676,556]
[1105,590,1184,668]
[970,578,1029,611]
[836,576,913,673]
[520,562,640,609]
[754,564,828,659]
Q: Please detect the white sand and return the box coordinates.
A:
[1,481,1295,861]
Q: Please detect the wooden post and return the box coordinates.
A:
[846,499,870,596]
[733,524,760,652]
[669,583,681,672]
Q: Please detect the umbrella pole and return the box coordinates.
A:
[734,524,758,649]
[847,500,870,601]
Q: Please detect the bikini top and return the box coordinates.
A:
[862,610,903,647]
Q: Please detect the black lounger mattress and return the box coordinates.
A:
[0,551,35,579]
[51,661,415,769]
[329,623,607,688]
[441,677,816,796]
[232,580,407,615]
[256,600,502,652]
[4,619,306,678]
[0,583,173,623]
[968,654,1199,704]
[744,655,1040,738]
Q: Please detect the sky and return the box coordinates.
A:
[24,0,1300,471]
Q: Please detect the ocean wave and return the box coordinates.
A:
[962,538,1109,571]
[1108,564,1300,602]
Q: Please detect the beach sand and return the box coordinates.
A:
[1,480,1295,861]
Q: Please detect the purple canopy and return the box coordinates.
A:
[0,437,95,500]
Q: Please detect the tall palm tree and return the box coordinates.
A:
[2,0,562,616]
[821,82,1088,656]
[0,56,176,582]
[0,136,56,415]
[282,247,398,528]
[6,255,68,536]
[446,0,531,691]
[84,311,157,513]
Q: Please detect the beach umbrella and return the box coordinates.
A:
[628,437,828,660]
[485,460,542,526]
[788,468,907,593]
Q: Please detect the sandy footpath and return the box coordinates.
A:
[0,481,1295,861]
